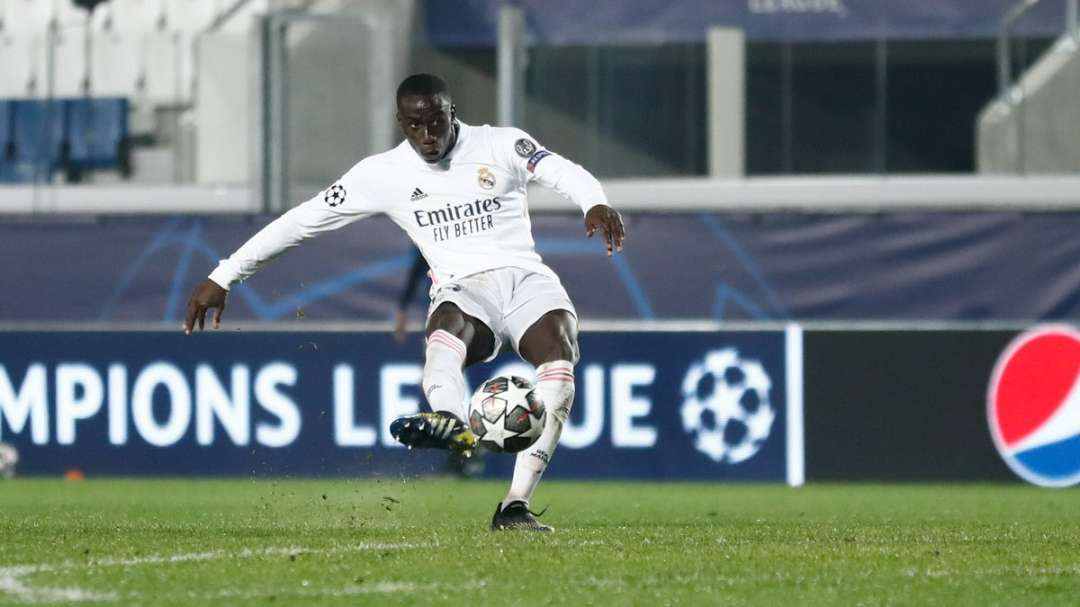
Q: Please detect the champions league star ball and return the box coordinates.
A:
[468,376,546,454]
[0,442,18,479]
[680,349,776,464]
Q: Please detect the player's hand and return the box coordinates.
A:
[585,204,626,256]
[183,279,228,334]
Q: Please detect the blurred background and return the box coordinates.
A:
[1,0,1079,485]
[1,0,1076,197]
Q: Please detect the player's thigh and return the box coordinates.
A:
[517,309,579,367]
[425,302,496,366]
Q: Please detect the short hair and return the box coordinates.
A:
[396,73,451,105]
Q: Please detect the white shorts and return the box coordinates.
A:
[427,267,577,362]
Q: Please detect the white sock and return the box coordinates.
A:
[504,361,575,507]
[422,330,468,420]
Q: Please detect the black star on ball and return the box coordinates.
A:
[324,184,346,207]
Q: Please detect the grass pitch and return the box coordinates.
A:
[1,479,1079,606]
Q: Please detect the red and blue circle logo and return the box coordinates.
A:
[988,325,1080,487]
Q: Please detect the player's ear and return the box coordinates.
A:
[450,104,457,121]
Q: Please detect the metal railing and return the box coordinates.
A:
[998,0,1079,100]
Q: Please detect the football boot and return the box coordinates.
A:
[491,501,553,532]
[389,411,476,457]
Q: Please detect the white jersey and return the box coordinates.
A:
[208,122,609,289]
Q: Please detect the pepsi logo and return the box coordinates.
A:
[988,325,1080,487]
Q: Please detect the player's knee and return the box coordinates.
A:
[544,325,580,365]
[555,315,581,365]
[521,311,580,365]
[426,303,468,338]
[558,335,580,366]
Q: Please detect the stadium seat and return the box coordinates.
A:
[65,97,130,177]
[96,0,166,35]
[0,100,14,182]
[162,0,219,33]
[0,33,36,98]
[91,30,142,98]
[0,100,11,154]
[0,0,55,35]
[53,0,90,27]
[144,34,184,104]
[53,26,90,97]
[10,99,66,181]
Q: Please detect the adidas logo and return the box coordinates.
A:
[410,188,428,202]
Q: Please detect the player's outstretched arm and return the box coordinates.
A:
[183,279,228,334]
[498,129,622,254]
[585,204,626,256]
[179,161,381,335]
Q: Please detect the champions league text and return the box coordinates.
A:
[0,331,793,481]
[414,197,501,242]
[0,361,659,449]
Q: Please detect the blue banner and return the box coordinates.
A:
[4,212,1080,323]
[0,330,799,482]
[424,0,1064,45]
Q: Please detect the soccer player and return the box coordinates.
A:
[183,73,625,532]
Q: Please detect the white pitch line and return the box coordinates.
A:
[0,542,425,604]
[0,572,118,604]
[186,580,486,601]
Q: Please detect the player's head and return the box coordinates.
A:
[396,73,457,164]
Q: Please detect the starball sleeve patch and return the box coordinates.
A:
[514,138,537,158]
[324,183,346,207]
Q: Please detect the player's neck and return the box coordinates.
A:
[442,122,460,159]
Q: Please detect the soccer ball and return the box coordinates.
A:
[468,376,546,453]
[680,349,776,464]
[0,442,18,480]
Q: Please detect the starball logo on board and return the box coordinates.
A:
[680,349,776,464]
[988,325,1080,487]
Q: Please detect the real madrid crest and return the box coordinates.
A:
[478,167,496,190]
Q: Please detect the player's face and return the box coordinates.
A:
[397,94,456,163]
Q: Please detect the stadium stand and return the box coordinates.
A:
[90,27,144,98]
[52,25,89,98]
[0,32,37,98]
[65,97,130,179]
[0,99,12,182]
[10,99,65,181]
[0,0,56,34]
[0,0,225,182]
[0,0,387,186]
[0,98,129,182]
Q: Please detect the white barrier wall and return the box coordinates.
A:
[195,31,256,184]
[5,175,1080,214]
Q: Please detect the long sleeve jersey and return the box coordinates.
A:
[208,122,609,289]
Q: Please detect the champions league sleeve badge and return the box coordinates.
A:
[478,167,496,190]
[514,138,537,158]
[324,183,346,207]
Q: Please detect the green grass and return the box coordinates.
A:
[1,479,1079,605]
